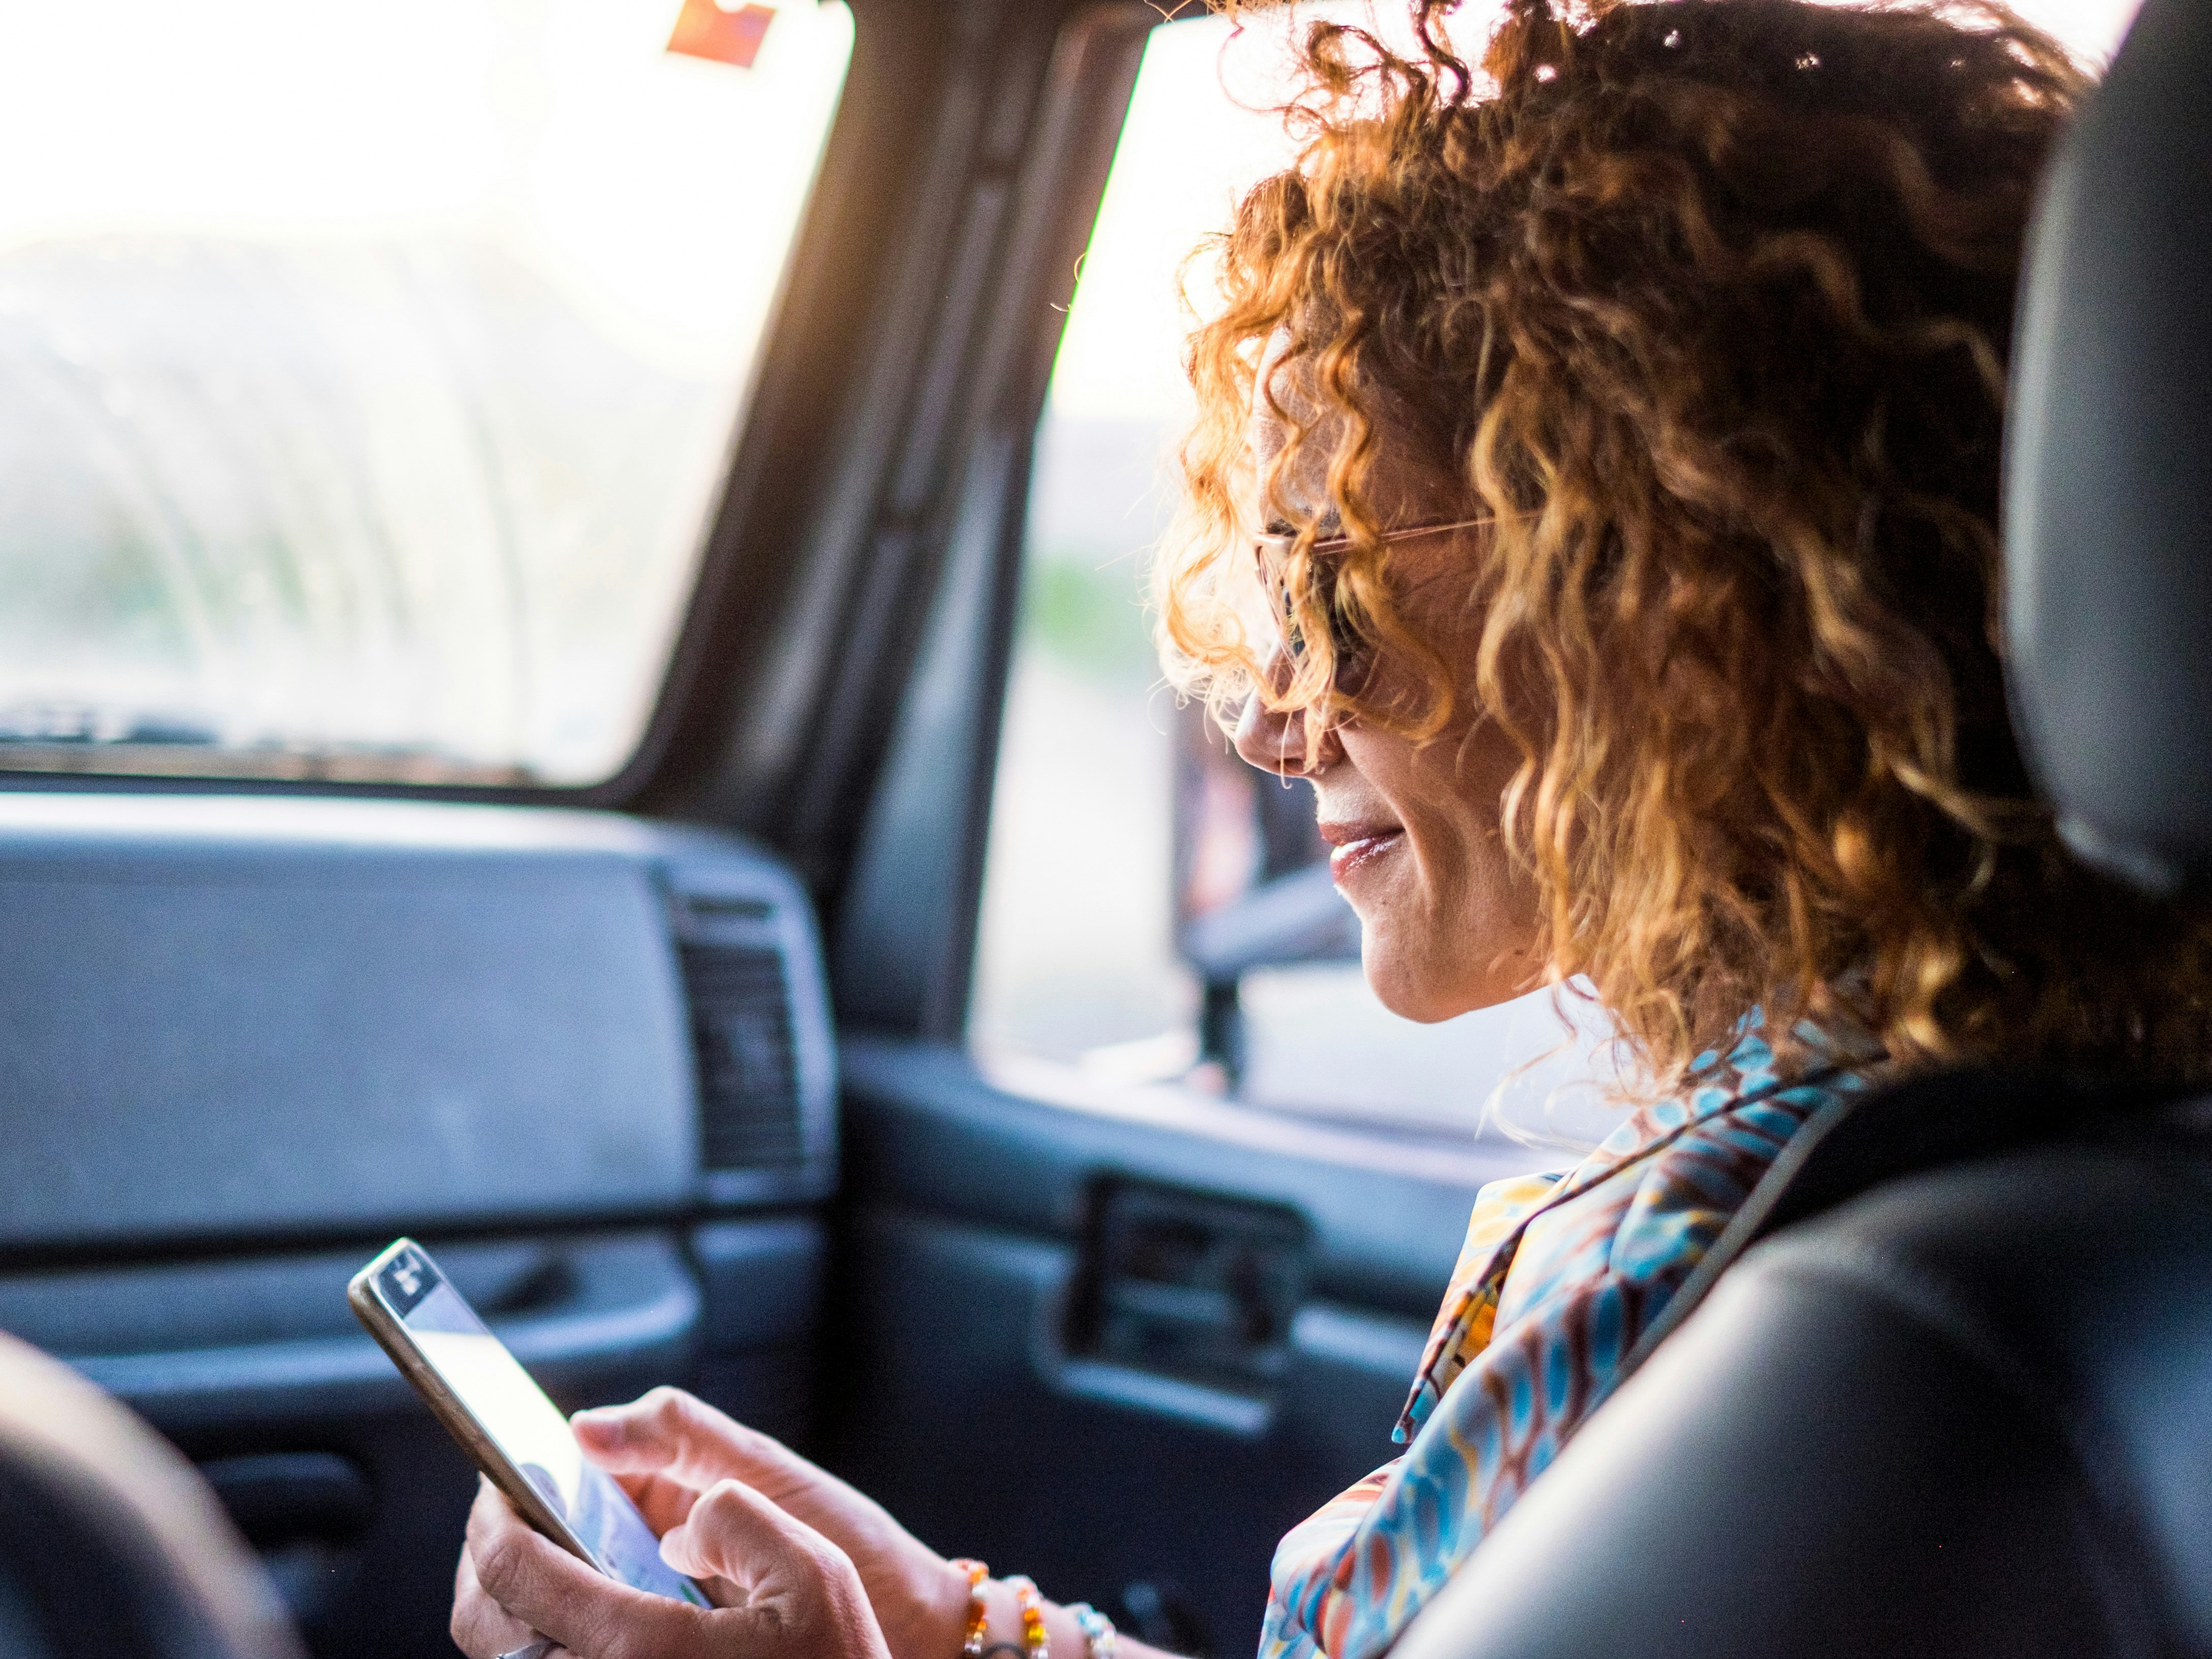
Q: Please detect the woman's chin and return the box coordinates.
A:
[1361,926,1529,1024]
[1361,934,1468,1024]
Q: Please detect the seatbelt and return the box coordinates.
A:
[1618,1066,2196,1380]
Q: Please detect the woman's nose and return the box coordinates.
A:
[1233,646,1317,776]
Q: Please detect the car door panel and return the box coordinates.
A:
[825,1039,1540,1655]
[838,1040,1513,1312]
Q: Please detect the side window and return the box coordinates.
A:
[2009,0,2143,58]
[973,0,2142,1142]
[0,1,852,786]
[970,12,1615,1146]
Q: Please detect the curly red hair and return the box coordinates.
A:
[1159,0,2212,1089]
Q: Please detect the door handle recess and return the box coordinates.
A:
[199,1451,376,1625]
[201,1451,374,1545]
[1055,1179,1309,1435]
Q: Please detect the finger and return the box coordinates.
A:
[660,1482,888,1659]
[468,1479,697,1659]
[574,1388,912,1564]
[573,1388,818,1500]
[452,1512,545,1659]
[658,1477,842,1589]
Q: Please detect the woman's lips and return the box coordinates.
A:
[1325,828,1405,882]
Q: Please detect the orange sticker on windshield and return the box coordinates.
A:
[666,0,776,68]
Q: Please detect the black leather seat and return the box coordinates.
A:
[1396,1097,2212,1658]
[1393,0,2212,1653]
[0,1328,301,1659]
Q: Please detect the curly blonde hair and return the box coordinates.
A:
[1159,0,2212,1091]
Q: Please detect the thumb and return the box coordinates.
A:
[659,1481,893,1659]
[658,1478,823,1586]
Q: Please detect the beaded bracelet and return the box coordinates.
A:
[951,1559,991,1658]
[1003,1575,1050,1659]
[1067,1603,1118,1659]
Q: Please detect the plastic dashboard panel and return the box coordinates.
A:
[0,793,838,1252]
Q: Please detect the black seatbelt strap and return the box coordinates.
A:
[1618,1066,2190,1381]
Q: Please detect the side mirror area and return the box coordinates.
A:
[1173,702,1356,1086]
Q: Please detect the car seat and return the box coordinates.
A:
[1391,0,2212,1653]
[0,1328,302,1659]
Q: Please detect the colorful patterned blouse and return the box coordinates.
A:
[1257,1017,1878,1659]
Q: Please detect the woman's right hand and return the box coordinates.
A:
[453,1472,895,1659]
[572,1387,973,1659]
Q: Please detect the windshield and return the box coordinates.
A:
[0,0,852,786]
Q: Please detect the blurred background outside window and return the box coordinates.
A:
[969,0,2143,1148]
[0,0,851,784]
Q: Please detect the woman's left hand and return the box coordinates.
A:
[452,1475,896,1659]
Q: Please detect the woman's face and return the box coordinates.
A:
[1232,362,1546,1022]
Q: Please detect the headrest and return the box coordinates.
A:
[0,1330,301,1659]
[2006,0,2212,896]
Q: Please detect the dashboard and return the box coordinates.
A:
[0,793,838,1648]
[0,792,836,1251]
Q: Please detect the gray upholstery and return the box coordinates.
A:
[2007,0,2212,894]
[0,1329,300,1659]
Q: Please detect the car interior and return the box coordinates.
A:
[0,0,2193,1655]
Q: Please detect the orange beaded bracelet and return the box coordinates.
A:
[951,1559,991,1658]
[1003,1575,1050,1659]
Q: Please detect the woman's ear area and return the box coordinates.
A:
[1246,328,1296,487]
[1247,329,1292,526]
[1246,328,1355,533]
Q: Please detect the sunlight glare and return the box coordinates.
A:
[1050,0,2145,425]
[0,0,852,379]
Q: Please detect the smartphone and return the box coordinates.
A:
[349,1237,709,1606]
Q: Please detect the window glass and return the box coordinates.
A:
[2009,0,2144,58]
[971,8,1618,1148]
[0,0,851,784]
[971,0,2141,1145]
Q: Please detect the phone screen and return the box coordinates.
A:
[368,1241,709,1606]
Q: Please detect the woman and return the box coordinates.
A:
[454,2,2201,1655]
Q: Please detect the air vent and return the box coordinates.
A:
[679,942,805,1170]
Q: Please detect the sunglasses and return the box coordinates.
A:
[1251,516,1494,674]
